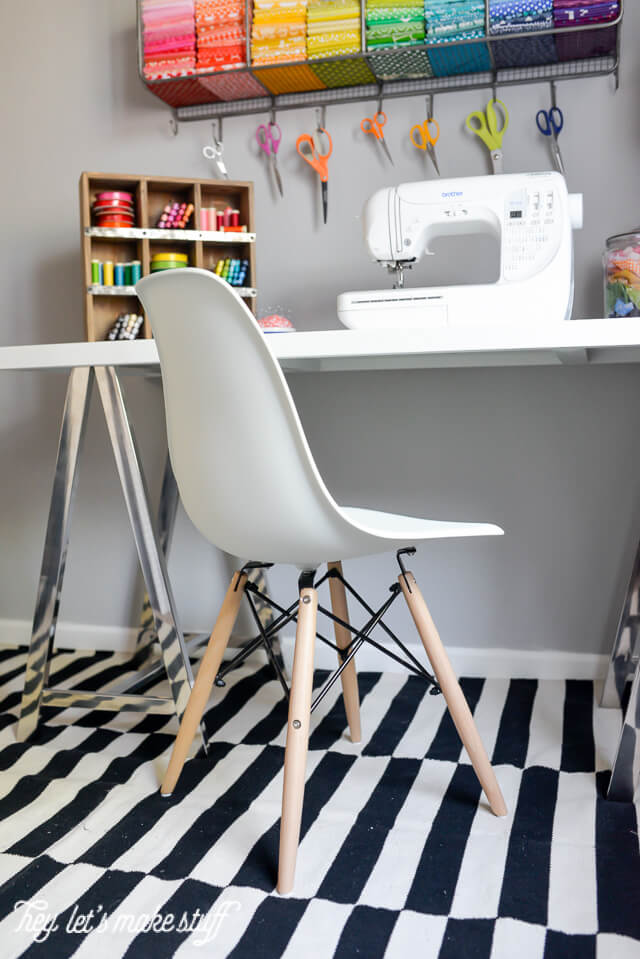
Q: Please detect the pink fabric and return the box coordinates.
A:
[142,0,196,74]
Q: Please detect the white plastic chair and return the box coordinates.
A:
[136,268,507,894]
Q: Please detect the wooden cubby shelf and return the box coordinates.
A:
[80,172,256,342]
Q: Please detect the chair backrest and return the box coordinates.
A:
[136,268,355,568]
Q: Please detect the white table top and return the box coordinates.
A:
[2,319,640,373]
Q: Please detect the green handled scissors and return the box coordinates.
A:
[465,98,509,174]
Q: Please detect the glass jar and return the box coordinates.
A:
[604,231,640,318]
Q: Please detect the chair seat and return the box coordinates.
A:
[341,506,503,544]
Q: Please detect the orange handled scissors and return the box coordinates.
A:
[296,127,333,223]
[361,111,394,165]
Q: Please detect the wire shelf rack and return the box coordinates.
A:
[137,0,623,121]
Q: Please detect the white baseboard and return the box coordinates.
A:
[278,634,609,680]
[0,619,139,654]
[0,618,609,680]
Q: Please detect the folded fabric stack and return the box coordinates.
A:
[141,0,196,78]
[553,0,619,61]
[489,0,557,68]
[365,0,425,50]
[195,0,247,70]
[424,1,491,76]
[553,0,619,25]
[307,0,361,58]
[251,0,308,64]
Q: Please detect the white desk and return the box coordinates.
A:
[3,319,640,798]
[4,318,640,374]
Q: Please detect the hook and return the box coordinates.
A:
[169,113,179,136]
[270,101,276,126]
[492,81,498,103]
[315,105,326,131]
[550,80,558,109]
[426,94,434,120]
[212,116,223,144]
[377,84,384,117]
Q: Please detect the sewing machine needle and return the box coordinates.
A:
[381,138,394,166]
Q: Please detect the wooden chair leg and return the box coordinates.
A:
[277,586,317,894]
[399,570,507,817]
[328,561,361,743]
[161,570,247,796]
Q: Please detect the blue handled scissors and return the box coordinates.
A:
[256,122,284,197]
[536,106,565,175]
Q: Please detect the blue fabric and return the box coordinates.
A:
[424,0,491,76]
[428,40,492,76]
[487,0,557,66]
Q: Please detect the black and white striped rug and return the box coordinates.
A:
[0,642,638,958]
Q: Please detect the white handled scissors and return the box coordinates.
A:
[203,121,229,180]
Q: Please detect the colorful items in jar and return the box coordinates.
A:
[107,314,145,340]
[156,202,194,228]
[213,257,249,285]
[604,233,640,318]
[92,191,135,228]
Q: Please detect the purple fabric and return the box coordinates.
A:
[553,0,619,25]
[553,0,619,60]
[555,25,617,60]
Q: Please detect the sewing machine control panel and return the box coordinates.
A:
[501,186,562,281]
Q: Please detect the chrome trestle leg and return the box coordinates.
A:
[602,543,640,710]
[134,453,180,662]
[17,366,196,740]
[17,367,93,741]
[94,366,194,717]
[602,540,640,800]
[607,665,640,801]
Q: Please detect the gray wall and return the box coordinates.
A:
[1,0,639,654]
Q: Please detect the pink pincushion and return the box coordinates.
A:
[258,314,296,332]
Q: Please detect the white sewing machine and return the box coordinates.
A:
[337,172,583,330]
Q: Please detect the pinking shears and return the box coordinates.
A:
[296,127,332,224]
[465,98,509,174]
